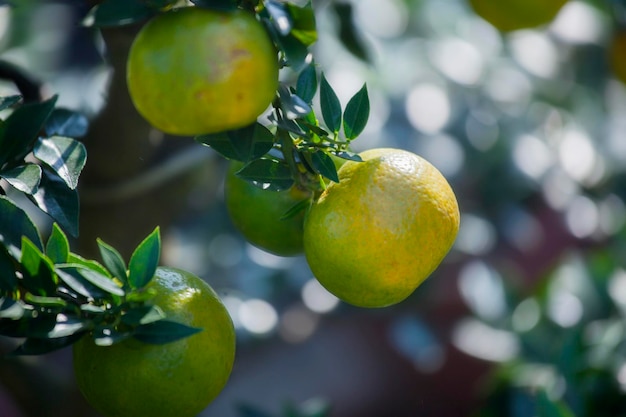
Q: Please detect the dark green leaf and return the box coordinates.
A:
[196,123,274,163]
[23,293,67,308]
[278,85,311,119]
[47,314,90,338]
[320,74,342,133]
[274,32,311,72]
[45,108,89,138]
[97,238,128,285]
[84,0,154,27]
[10,332,85,356]
[536,390,575,417]
[287,2,317,46]
[0,297,24,320]
[191,0,237,11]
[34,136,87,190]
[0,95,21,111]
[0,95,56,166]
[296,63,318,104]
[280,198,311,220]
[56,266,108,300]
[20,237,57,296]
[31,171,79,238]
[92,326,132,346]
[0,247,17,292]
[333,150,362,162]
[134,320,202,344]
[343,84,369,139]
[46,223,69,264]
[236,159,294,191]
[0,163,41,194]
[333,3,370,62]
[77,267,125,297]
[311,151,339,182]
[0,195,43,258]
[121,305,165,326]
[128,227,161,289]
[0,311,56,338]
[266,0,292,36]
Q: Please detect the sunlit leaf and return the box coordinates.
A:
[128,227,161,289]
[287,2,317,46]
[97,238,128,285]
[196,123,274,163]
[0,195,43,258]
[45,108,89,138]
[34,136,87,190]
[0,164,41,195]
[20,237,57,296]
[278,85,312,119]
[266,0,292,36]
[121,305,165,326]
[31,172,79,238]
[46,223,70,264]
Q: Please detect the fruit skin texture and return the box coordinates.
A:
[610,32,626,84]
[73,267,236,417]
[225,161,310,256]
[303,148,460,308]
[127,7,278,136]
[468,0,568,32]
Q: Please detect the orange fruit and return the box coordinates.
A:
[468,0,568,32]
[224,161,311,256]
[127,7,278,136]
[303,148,460,308]
[73,267,236,417]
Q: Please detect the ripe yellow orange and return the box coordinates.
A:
[468,0,568,32]
[610,31,626,84]
[303,148,460,308]
[73,267,236,417]
[127,7,278,136]
[225,161,311,256]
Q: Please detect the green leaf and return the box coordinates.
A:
[56,265,109,300]
[343,84,369,139]
[97,238,128,285]
[266,0,292,36]
[278,85,311,119]
[0,95,57,167]
[274,32,311,73]
[196,123,274,163]
[236,159,294,191]
[92,326,132,346]
[0,247,17,292]
[333,150,362,162]
[133,319,202,344]
[76,267,125,297]
[20,237,57,296]
[191,0,237,11]
[0,297,24,320]
[536,391,575,417]
[121,305,165,326]
[44,108,89,138]
[46,223,69,264]
[0,195,43,258]
[84,0,155,27]
[311,151,339,182]
[34,136,87,190]
[280,198,311,220]
[67,253,111,277]
[0,95,21,111]
[128,227,161,289]
[31,171,79,238]
[320,74,342,133]
[296,63,318,104]
[287,2,317,46]
[333,3,370,62]
[10,332,85,356]
[24,293,67,309]
[0,164,41,194]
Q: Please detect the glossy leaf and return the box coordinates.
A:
[92,326,132,346]
[296,63,318,104]
[0,163,41,195]
[31,172,79,238]
[85,0,154,27]
[121,305,165,326]
[191,0,237,11]
[266,0,292,36]
[278,85,312,119]
[287,2,317,46]
[133,319,202,344]
[24,293,67,309]
[311,151,339,182]
[333,150,362,162]
[20,237,57,296]
[274,31,311,72]
[0,195,43,259]
[0,247,17,292]
[34,136,87,190]
[0,95,56,166]
[320,75,342,133]
[46,223,70,264]
[78,267,125,297]
[0,95,21,111]
[44,108,89,138]
[196,123,274,163]
[236,159,294,191]
[67,253,111,277]
[128,227,161,289]
[343,84,369,139]
[57,266,108,300]
[97,238,128,285]
[0,297,24,320]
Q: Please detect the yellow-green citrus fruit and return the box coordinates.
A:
[468,0,568,32]
[73,267,236,417]
[303,148,460,308]
[610,31,626,84]
[127,7,278,136]
[225,161,311,256]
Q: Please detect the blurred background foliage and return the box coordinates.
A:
[2,0,626,416]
